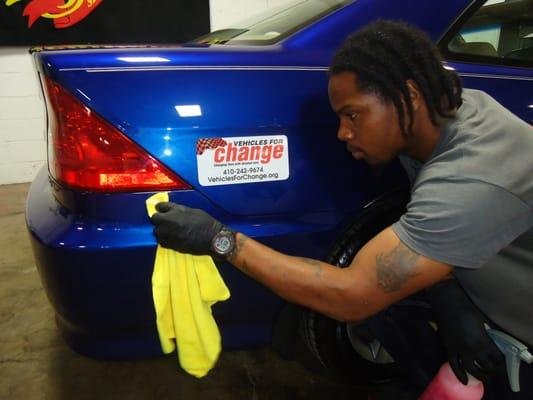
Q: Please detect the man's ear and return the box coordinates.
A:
[406,79,422,112]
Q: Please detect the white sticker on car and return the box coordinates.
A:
[196,135,289,186]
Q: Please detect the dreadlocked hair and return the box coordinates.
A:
[329,20,462,136]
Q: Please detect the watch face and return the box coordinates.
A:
[213,230,235,255]
[214,235,232,253]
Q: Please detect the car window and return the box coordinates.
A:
[444,0,533,66]
[192,0,352,45]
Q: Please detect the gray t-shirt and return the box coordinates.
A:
[392,89,533,346]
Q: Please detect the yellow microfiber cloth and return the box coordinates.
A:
[146,192,230,378]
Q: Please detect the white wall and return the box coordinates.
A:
[0,0,295,185]
[0,48,46,185]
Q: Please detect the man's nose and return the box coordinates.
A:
[337,122,353,142]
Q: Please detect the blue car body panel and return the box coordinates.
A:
[26,0,533,358]
[449,62,533,124]
[45,63,377,217]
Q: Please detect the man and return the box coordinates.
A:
[151,21,533,398]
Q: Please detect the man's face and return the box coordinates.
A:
[328,71,407,167]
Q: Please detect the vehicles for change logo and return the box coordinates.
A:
[196,135,290,186]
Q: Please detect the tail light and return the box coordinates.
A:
[43,77,190,192]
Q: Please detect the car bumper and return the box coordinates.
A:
[26,167,346,359]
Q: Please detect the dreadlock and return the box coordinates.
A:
[329,20,462,136]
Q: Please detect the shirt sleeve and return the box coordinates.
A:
[392,177,533,268]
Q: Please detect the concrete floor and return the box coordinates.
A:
[0,183,414,400]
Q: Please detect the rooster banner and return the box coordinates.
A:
[0,0,210,45]
[6,0,103,29]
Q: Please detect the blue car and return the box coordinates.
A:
[26,0,533,382]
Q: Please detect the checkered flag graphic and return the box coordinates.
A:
[196,138,227,155]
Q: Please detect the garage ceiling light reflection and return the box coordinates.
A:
[175,105,202,117]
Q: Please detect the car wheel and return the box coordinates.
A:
[301,189,408,384]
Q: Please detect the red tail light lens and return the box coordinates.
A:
[43,78,190,192]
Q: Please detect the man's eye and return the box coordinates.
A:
[348,112,358,121]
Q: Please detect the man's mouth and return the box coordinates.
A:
[347,146,365,160]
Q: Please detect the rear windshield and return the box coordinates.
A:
[192,0,352,45]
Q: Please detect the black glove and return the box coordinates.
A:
[426,278,505,384]
[150,202,224,256]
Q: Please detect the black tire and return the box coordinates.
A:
[301,188,409,384]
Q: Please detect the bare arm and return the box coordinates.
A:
[228,226,453,322]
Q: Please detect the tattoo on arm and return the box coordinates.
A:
[376,241,420,293]
[297,257,323,278]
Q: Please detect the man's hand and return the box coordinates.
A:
[426,278,505,384]
[150,202,224,256]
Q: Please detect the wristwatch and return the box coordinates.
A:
[211,228,236,258]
